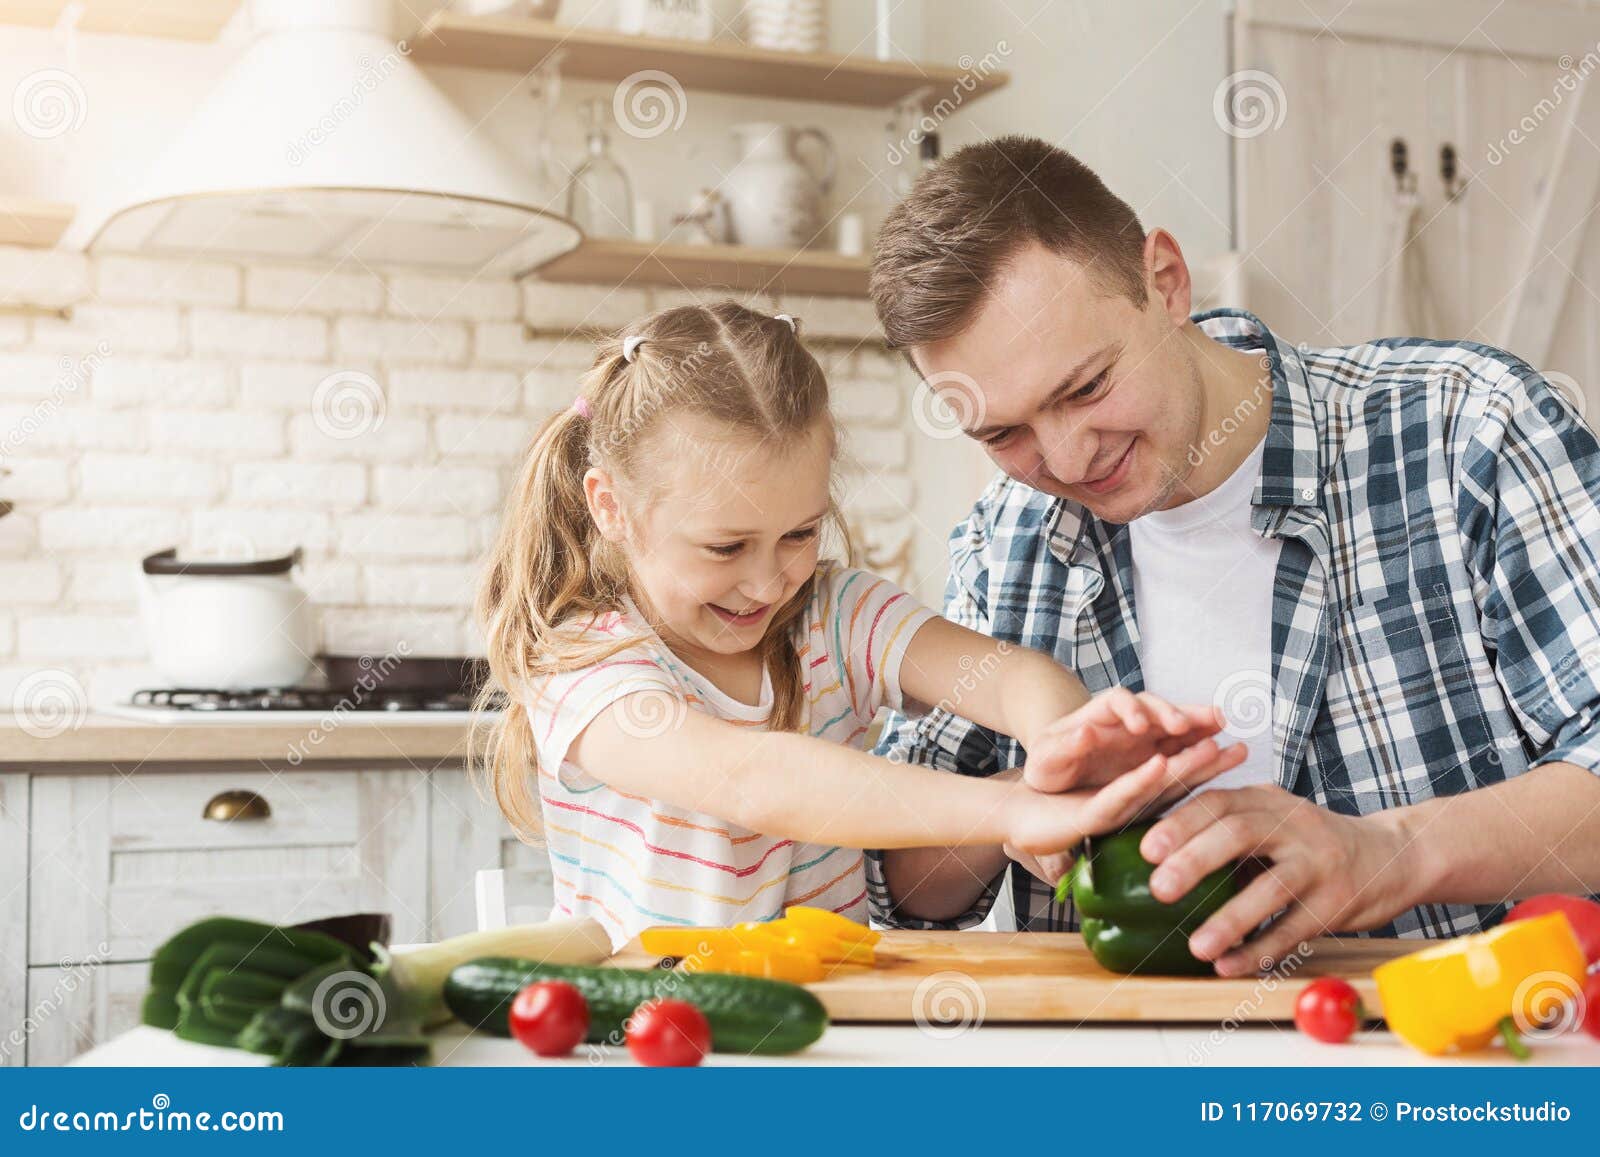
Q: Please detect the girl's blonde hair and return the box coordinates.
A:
[472,300,852,840]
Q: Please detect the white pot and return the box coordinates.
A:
[138,547,318,689]
[724,122,836,250]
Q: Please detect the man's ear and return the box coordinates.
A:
[1143,229,1193,326]
[584,467,628,543]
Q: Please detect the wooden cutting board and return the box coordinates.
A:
[613,929,1418,1023]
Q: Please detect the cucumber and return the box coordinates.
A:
[444,958,828,1056]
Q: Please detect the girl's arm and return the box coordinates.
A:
[880,615,1239,922]
[565,695,1227,855]
[896,615,1229,788]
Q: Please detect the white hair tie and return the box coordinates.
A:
[774,313,798,334]
[622,335,645,363]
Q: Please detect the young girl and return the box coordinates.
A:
[474,302,1243,946]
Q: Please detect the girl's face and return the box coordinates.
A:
[587,414,833,659]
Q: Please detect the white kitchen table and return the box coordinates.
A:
[67,1023,1598,1067]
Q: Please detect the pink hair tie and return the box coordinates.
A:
[572,397,592,419]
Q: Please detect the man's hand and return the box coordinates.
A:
[1005,727,1251,890]
[1140,784,1421,976]
[1022,690,1231,793]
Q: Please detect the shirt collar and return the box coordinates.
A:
[1194,308,1325,510]
[1045,308,1324,567]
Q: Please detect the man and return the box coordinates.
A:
[866,135,1600,976]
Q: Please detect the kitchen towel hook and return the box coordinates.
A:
[1440,142,1467,200]
[1391,138,1416,194]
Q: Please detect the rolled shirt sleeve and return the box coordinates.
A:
[1457,361,1600,775]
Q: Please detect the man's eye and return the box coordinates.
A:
[1070,371,1109,402]
[984,430,1014,449]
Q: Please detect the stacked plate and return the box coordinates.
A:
[743,0,827,54]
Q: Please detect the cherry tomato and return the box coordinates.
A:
[1583,973,1600,1042]
[1504,894,1600,964]
[1294,977,1364,1044]
[625,999,711,1067]
[508,981,589,1057]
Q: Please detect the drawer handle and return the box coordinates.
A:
[202,790,272,822]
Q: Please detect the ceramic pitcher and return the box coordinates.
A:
[724,122,836,250]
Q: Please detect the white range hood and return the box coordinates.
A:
[68,0,580,276]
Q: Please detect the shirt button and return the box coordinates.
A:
[1300,487,1314,501]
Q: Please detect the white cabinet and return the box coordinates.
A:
[12,761,558,1065]
[428,767,553,940]
[22,962,147,1068]
[1,775,27,1068]
[30,768,430,965]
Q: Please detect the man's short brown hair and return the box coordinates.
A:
[869,135,1148,353]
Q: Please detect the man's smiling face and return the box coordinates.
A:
[912,237,1205,524]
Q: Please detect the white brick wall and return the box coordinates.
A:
[0,247,917,702]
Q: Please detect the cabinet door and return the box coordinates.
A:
[1,775,27,1068]
[30,768,429,964]
[23,961,147,1067]
[429,768,552,939]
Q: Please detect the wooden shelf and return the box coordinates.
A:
[408,11,1009,109]
[536,238,869,297]
[0,199,74,248]
[0,0,241,40]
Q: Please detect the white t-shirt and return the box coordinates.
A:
[526,563,936,947]
[1128,435,1281,793]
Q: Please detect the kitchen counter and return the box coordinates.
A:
[72,1023,1597,1067]
[0,711,485,767]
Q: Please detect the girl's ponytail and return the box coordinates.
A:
[472,396,621,840]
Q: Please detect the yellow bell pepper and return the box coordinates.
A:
[784,906,882,946]
[639,908,881,984]
[1374,912,1587,1056]
[778,925,876,965]
[683,944,826,983]
[638,928,742,958]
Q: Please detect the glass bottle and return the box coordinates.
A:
[565,98,635,239]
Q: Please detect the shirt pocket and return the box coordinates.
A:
[1332,581,1500,800]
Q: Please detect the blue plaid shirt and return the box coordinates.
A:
[869,309,1600,940]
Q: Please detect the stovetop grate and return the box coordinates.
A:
[128,686,504,713]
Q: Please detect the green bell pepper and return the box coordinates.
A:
[1055,821,1240,976]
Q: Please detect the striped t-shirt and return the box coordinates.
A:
[527,564,936,947]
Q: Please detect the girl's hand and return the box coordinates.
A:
[1004,733,1249,876]
[1021,689,1229,793]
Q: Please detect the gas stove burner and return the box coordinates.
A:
[128,686,501,713]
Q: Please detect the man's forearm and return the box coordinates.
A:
[881,844,1010,922]
[1387,761,1600,908]
[880,768,1026,922]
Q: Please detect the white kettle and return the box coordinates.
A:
[138,547,318,689]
